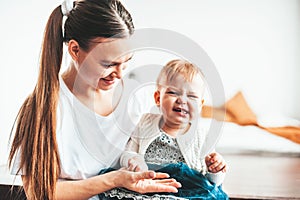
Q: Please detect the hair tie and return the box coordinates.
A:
[61,0,75,16]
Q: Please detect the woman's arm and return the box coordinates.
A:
[22,172,117,200]
[22,169,181,200]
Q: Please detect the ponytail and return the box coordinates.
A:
[9,5,63,200]
[9,0,135,199]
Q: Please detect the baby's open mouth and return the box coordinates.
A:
[173,107,189,114]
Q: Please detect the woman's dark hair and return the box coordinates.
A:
[8,0,134,199]
[64,0,134,50]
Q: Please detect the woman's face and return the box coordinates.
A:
[76,38,133,90]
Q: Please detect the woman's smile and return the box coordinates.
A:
[101,77,116,86]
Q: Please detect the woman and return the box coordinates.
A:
[8,0,181,199]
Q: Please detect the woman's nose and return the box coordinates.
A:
[111,64,124,79]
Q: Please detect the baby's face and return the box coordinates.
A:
[155,74,204,129]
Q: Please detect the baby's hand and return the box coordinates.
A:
[205,152,227,173]
[127,156,148,172]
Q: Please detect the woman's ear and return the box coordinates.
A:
[68,39,80,62]
[154,90,161,106]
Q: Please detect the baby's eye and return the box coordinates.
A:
[166,91,179,95]
[188,95,199,99]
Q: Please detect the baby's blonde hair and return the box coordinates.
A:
[156,59,204,88]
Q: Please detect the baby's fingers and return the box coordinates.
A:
[209,161,226,173]
[127,160,138,171]
[222,164,228,172]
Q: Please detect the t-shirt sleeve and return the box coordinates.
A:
[10,148,24,175]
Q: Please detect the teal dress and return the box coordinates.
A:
[98,132,229,200]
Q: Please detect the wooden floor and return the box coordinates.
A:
[1,154,300,199]
[0,185,26,200]
[0,164,24,199]
[222,154,300,200]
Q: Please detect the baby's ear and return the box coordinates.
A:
[154,91,161,106]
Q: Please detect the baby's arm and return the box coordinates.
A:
[120,138,148,172]
[120,114,157,172]
[127,154,148,172]
[204,152,227,186]
[120,137,148,172]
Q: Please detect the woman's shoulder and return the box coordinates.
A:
[58,76,73,100]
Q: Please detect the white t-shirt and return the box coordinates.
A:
[11,76,154,200]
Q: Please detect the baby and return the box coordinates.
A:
[119,59,228,199]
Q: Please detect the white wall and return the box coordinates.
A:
[1,0,299,165]
[0,0,61,165]
[123,0,300,119]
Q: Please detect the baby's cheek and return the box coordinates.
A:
[189,102,200,120]
[189,110,197,121]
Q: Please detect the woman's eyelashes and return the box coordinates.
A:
[101,62,118,68]
[100,55,133,69]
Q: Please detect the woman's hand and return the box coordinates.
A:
[115,168,181,194]
[205,152,227,173]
